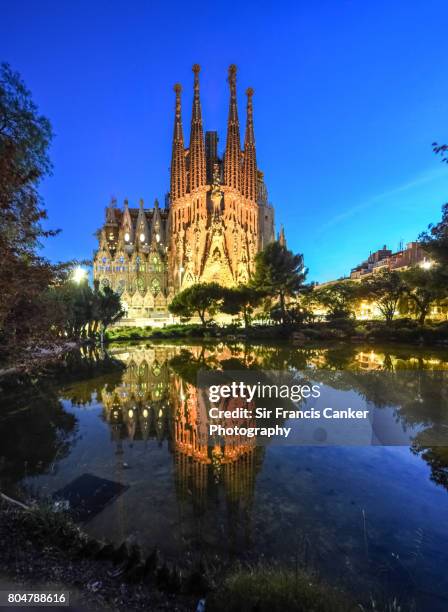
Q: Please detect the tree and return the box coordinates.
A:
[401,266,448,325]
[0,63,67,355]
[168,283,223,326]
[46,279,124,341]
[432,142,448,165]
[92,284,125,341]
[360,270,405,324]
[250,241,307,324]
[419,203,448,268]
[312,281,359,321]
[221,285,263,328]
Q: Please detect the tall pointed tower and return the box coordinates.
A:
[223,65,241,191]
[170,84,187,203]
[169,83,187,289]
[189,64,206,192]
[242,88,257,202]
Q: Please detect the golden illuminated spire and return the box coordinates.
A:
[242,87,257,201]
[170,83,187,202]
[189,64,206,190]
[224,64,241,190]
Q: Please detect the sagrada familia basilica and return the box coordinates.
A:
[94,65,276,321]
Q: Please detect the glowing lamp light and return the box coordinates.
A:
[420,260,433,270]
[124,232,130,242]
[156,233,160,243]
[128,409,134,418]
[143,409,148,418]
[73,266,87,284]
[140,233,145,243]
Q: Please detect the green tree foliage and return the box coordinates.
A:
[250,241,307,324]
[93,284,125,336]
[312,281,359,321]
[0,63,68,354]
[401,266,448,325]
[46,279,124,340]
[221,285,263,328]
[168,282,223,326]
[360,270,405,324]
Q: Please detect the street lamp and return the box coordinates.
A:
[420,259,434,270]
[73,266,87,284]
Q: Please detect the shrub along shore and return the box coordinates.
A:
[105,319,448,347]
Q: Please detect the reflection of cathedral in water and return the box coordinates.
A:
[101,346,263,517]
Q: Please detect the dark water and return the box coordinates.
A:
[1,341,448,610]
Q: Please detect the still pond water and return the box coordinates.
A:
[1,341,448,610]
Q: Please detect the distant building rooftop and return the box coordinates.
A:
[350,241,425,279]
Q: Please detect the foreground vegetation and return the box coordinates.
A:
[2,497,411,612]
[207,565,355,612]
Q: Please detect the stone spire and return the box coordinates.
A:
[242,87,257,201]
[170,83,187,202]
[278,225,286,247]
[224,64,241,191]
[189,64,206,191]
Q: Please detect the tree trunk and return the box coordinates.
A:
[198,310,206,327]
[418,307,428,326]
[279,292,286,324]
[243,306,249,328]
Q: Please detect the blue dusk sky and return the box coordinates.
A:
[1,0,447,282]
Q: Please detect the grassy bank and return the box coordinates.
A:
[207,564,356,612]
[0,496,368,612]
[105,319,448,346]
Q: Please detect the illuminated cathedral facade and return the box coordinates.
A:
[94,65,276,321]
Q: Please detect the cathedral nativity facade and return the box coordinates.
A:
[94,65,276,322]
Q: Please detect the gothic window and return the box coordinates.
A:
[117,280,125,295]
[101,278,110,288]
[102,257,107,264]
[137,277,145,292]
[150,278,161,295]
[119,256,125,264]
[151,255,161,272]
[152,362,161,377]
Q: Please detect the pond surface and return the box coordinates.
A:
[1,341,448,610]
